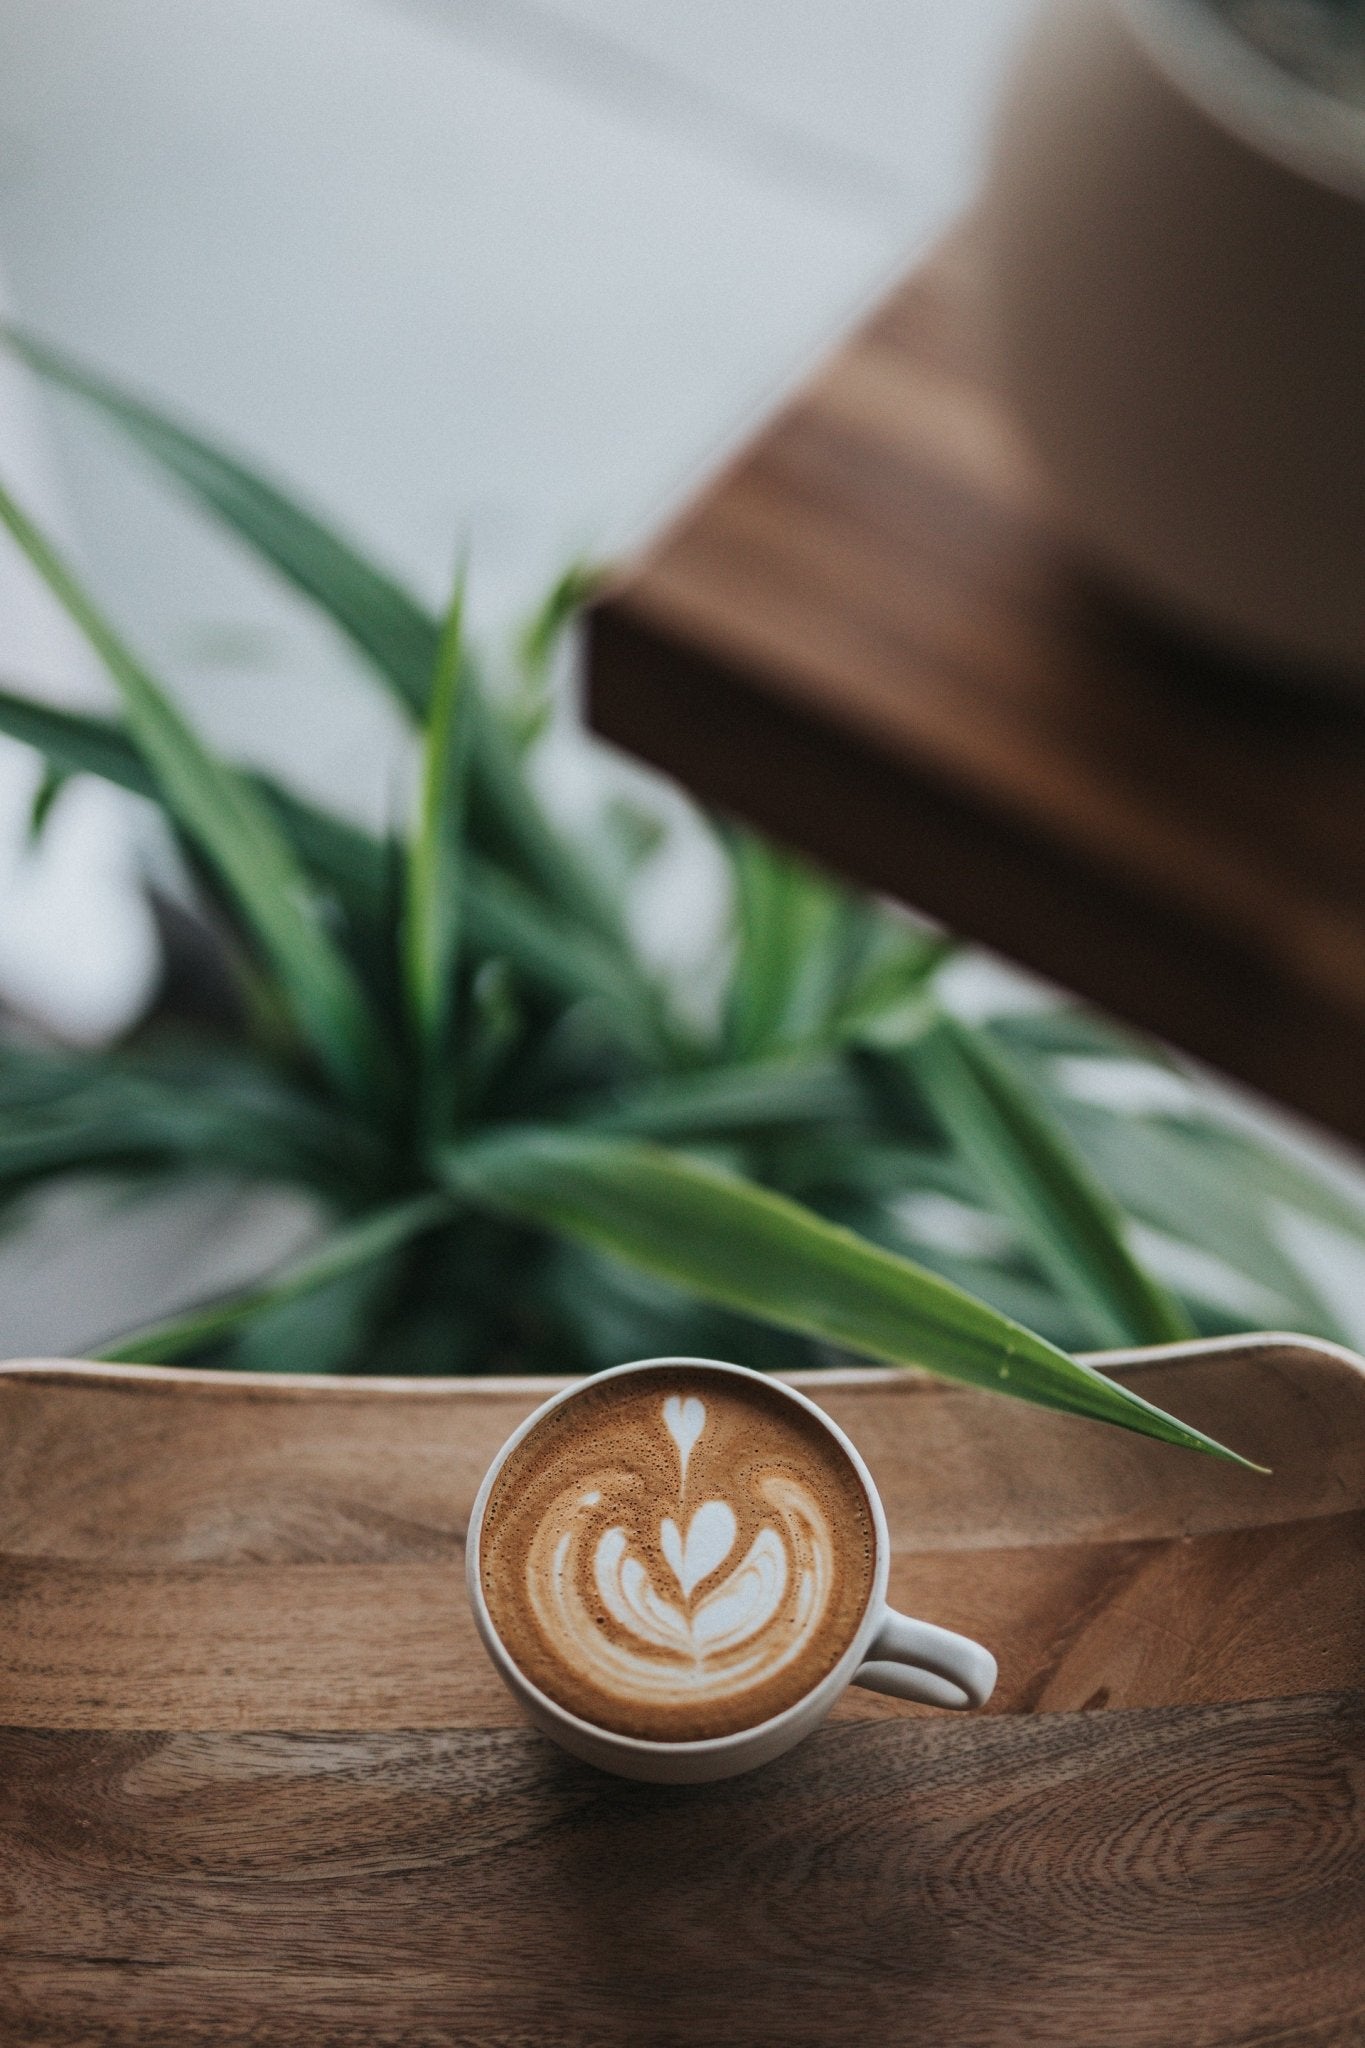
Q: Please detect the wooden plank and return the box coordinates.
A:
[586,237,1365,1145]
[5,1699,1364,2048]
[0,1341,1362,2042]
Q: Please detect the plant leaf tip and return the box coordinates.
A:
[1176,1429,1269,1473]
[1219,1447,1273,1475]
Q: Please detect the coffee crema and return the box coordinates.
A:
[478,1368,877,1741]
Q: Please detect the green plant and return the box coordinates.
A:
[0,335,1356,1462]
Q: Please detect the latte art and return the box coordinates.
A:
[532,1405,831,1705]
[479,1368,876,1741]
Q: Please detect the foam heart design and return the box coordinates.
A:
[660,1499,737,1598]
[662,1394,706,1482]
[523,1388,838,1708]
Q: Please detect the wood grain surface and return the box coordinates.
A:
[1,1339,1362,2044]
[586,234,1365,1147]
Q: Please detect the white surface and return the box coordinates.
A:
[0,271,158,1041]
[0,0,1028,821]
[410,0,1035,213]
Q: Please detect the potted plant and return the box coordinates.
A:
[0,330,1360,1457]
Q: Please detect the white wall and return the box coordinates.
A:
[0,0,1032,820]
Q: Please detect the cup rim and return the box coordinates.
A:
[1119,0,1365,202]
[465,1354,891,1758]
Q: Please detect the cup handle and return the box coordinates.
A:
[853,1607,997,1711]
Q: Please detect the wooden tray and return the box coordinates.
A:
[2,1337,1362,2045]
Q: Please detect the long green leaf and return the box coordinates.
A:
[0,325,628,950]
[834,929,954,1045]
[441,1127,1253,1462]
[225,1252,399,1377]
[0,684,670,1062]
[1045,1099,1348,1340]
[26,760,70,841]
[463,854,663,1057]
[0,680,387,922]
[1,327,438,709]
[0,1043,380,1195]
[540,1236,830,1378]
[462,693,638,955]
[909,1017,1193,1348]
[722,833,946,1057]
[97,1194,448,1364]
[723,833,847,1057]
[594,1054,865,1138]
[1170,1116,1365,1247]
[820,1193,1098,1352]
[995,1014,1365,1322]
[404,569,469,1087]
[504,559,600,750]
[262,784,387,931]
[0,685,155,793]
[0,484,385,1105]
[0,675,407,1031]
[989,1007,1170,1063]
[517,559,599,682]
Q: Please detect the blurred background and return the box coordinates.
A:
[0,0,1035,811]
[0,0,1036,1354]
[2,0,1363,1364]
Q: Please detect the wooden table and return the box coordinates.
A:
[586,236,1365,1147]
[3,1339,1362,2045]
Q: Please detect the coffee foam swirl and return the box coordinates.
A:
[528,1426,831,1705]
[480,1369,875,1741]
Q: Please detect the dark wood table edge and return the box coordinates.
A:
[586,598,1365,1145]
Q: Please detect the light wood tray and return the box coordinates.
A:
[2,1337,1362,2044]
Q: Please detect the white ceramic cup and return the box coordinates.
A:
[466,1356,997,1784]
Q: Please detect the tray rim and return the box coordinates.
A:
[0,1329,1361,1400]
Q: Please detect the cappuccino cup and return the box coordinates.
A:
[467,1356,997,1783]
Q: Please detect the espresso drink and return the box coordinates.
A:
[479,1368,876,1741]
